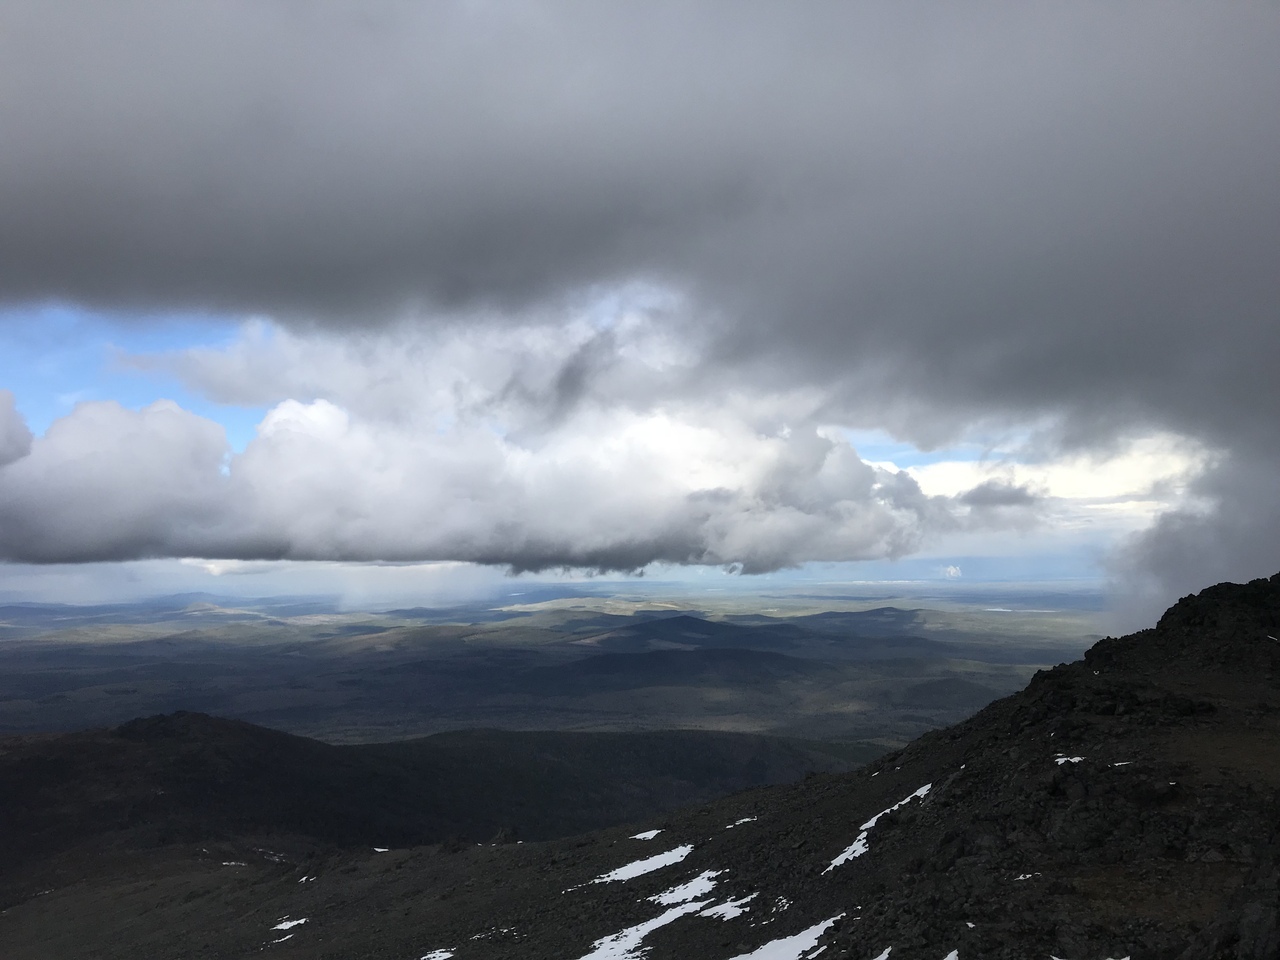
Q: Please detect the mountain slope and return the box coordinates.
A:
[0,718,870,883]
[2,574,1278,959]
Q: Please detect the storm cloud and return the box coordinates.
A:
[1,2,1278,607]
[0,390,33,467]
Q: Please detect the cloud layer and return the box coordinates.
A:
[0,391,33,467]
[1,3,1278,606]
[0,321,1047,572]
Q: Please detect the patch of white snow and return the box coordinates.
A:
[574,900,711,960]
[419,951,454,960]
[700,893,757,920]
[630,829,662,840]
[651,870,721,904]
[725,817,758,829]
[724,915,844,959]
[590,845,695,884]
[1054,757,1084,765]
[824,784,932,873]
[271,918,308,931]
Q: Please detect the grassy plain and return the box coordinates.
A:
[0,581,1102,747]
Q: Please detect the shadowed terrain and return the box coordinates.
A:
[0,716,876,890]
[0,591,1095,746]
[1,576,1277,958]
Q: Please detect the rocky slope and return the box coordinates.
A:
[2,574,1278,959]
[0,718,868,881]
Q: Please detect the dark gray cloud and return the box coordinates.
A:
[958,481,1038,510]
[1111,450,1280,625]
[1,2,1278,603]
[0,0,819,312]
[6,2,1273,333]
[0,390,33,466]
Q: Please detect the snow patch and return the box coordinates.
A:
[590,845,695,884]
[419,951,454,960]
[725,914,844,959]
[1054,756,1084,765]
[630,830,662,840]
[700,893,758,920]
[574,900,710,960]
[725,817,758,829]
[824,784,932,873]
[271,918,308,931]
[651,870,721,904]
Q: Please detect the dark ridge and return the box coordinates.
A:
[0,714,873,882]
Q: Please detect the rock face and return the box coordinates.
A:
[2,574,1279,960]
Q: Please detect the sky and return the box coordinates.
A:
[0,2,1277,623]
